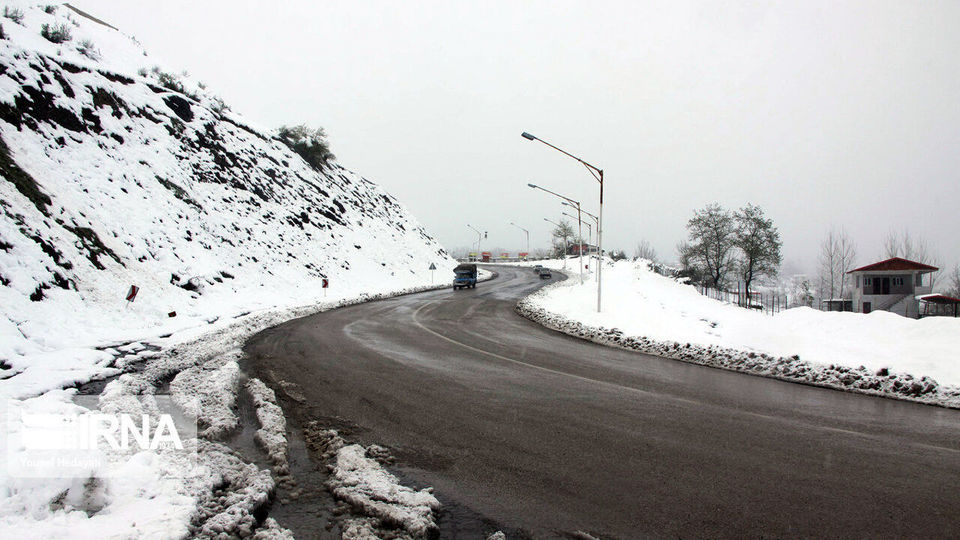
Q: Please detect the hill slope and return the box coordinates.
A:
[0,2,454,396]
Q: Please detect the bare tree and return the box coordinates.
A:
[676,241,705,284]
[882,229,940,286]
[836,229,857,303]
[634,240,658,263]
[685,203,736,288]
[944,264,960,297]
[818,227,857,308]
[449,246,472,260]
[733,204,782,300]
[818,230,839,303]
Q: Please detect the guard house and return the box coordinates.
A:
[847,257,938,318]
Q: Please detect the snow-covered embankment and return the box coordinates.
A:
[517,259,960,408]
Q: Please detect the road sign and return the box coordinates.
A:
[126,285,139,302]
[429,263,437,270]
[322,279,329,288]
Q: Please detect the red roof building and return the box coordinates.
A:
[847,257,939,318]
[848,257,939,274]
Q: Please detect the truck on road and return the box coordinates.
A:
[453,263,478,290]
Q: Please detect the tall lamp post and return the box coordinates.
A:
[543,218,568,270]
[563,202,599,271]
[528,183,583,284]
[522,132,604,312]
[466,224,483,260]
[509,222,529,260]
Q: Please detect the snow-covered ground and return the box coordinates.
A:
[0,2,456,537]
[515,258,960,407]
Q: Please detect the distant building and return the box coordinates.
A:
[847,257,937,318]
[568,243,597,256]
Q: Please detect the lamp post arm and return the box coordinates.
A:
[528,135,602,180]
[530,184,580,206]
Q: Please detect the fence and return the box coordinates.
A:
[639,260,788,315]
[696,284,787,316]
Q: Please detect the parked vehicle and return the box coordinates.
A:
[453,263,478,290]
[538,267,552,279]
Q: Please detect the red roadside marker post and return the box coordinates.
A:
[125,285,139,309]
[322,278,329,298]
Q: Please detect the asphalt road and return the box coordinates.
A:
[245,266,960,538]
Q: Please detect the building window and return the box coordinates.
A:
[865,277,872,286]
[893,277,903,287]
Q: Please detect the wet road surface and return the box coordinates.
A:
[245,266,960,538]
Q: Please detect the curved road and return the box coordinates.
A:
[245,266,960,538]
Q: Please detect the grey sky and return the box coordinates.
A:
[71,1,960,274]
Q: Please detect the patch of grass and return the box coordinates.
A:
[77,39,100,60]
[277,124,335,170]
[40,23,71,43]
[3,7,24,24]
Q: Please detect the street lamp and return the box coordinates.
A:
[543,218,568,270]
[522,132,604,312]
[563,201,598,226]
[562,211,590,247]
[563,202,599,269]
[466,224,484,260]
[509,222,529,259]
[528,183,583,284]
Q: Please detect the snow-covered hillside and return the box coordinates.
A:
[517,259,960,407]
[0,2,454,398]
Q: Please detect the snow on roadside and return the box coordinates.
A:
[306,427,441,537]
[517,259,960,408]
[2,279,463,537]
[245,378,288,475]
[330,445,440,537]
[171,355,241,439]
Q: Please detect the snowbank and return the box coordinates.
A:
[306,427,441,537]
[170,355,241,439]
[245,378,288,474]
[519,259,960,407]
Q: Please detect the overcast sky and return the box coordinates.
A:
[71,0,960,274]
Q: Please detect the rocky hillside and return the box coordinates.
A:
[0,2,453,385]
